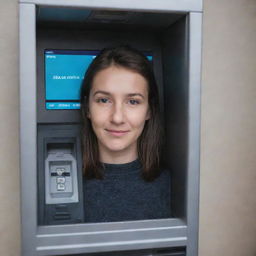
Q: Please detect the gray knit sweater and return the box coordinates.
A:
[83,159,171,222]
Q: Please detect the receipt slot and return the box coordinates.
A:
[19,0,202,256]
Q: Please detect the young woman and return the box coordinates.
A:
[80,46,171,222]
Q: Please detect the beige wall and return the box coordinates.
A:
[0,0,255,255]
[200,0,256,255]
[0,1,20,256]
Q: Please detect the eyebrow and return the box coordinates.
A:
[93,91,145,99]
[93,90,111,97]
[127,93,145,99]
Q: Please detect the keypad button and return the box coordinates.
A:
[56,168,64,176]
[57,183,65,191]
[56,177,65,184]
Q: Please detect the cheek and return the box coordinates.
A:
[89,108,112,135]
[128,109,149,128]
[90,111,105,128]
[88,102,107,125]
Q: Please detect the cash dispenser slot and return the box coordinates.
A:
[37,125,84,225]
[85,247,186,256]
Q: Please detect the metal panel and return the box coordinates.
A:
[19,0,203,12]
[162,15,189,220]
[186,12,202,256]
[19,1,202,255]
[36,221,187,255]
[37,218,184,234]
[19,3,37,256]
[37,125,84,225]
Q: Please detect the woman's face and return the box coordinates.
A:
[88,66,150,163]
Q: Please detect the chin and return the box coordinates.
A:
[102,140,133,153]
[106,145,129,153]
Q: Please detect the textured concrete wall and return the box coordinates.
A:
[0,0,255,255]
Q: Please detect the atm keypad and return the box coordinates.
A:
[56,177,66,191]
[49,163,73,195]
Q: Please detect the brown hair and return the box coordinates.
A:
[80,45,163,181]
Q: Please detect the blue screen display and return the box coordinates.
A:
[45,49,153,110]
[45,50,98,110]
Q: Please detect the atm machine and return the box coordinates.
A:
[19,0,202,255]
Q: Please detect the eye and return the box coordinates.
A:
[96,98,110,104]
[128,99,140,105]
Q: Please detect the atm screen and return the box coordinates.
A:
[45,49,99,110]
[45,49,153,110]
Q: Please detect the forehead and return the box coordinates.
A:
[91,66,148,95]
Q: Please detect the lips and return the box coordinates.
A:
[105,129,129,136]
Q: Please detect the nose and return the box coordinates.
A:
[111,102,125,125]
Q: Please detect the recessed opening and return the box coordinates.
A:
[36,7,189,224]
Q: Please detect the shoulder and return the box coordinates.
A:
[157,168,171,180]
[152,168,171,187]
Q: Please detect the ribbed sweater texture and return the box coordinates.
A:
[83,159,171,222]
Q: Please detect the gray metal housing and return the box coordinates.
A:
[19,0,202,255]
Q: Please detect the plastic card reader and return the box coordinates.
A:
[45,147,79,204]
